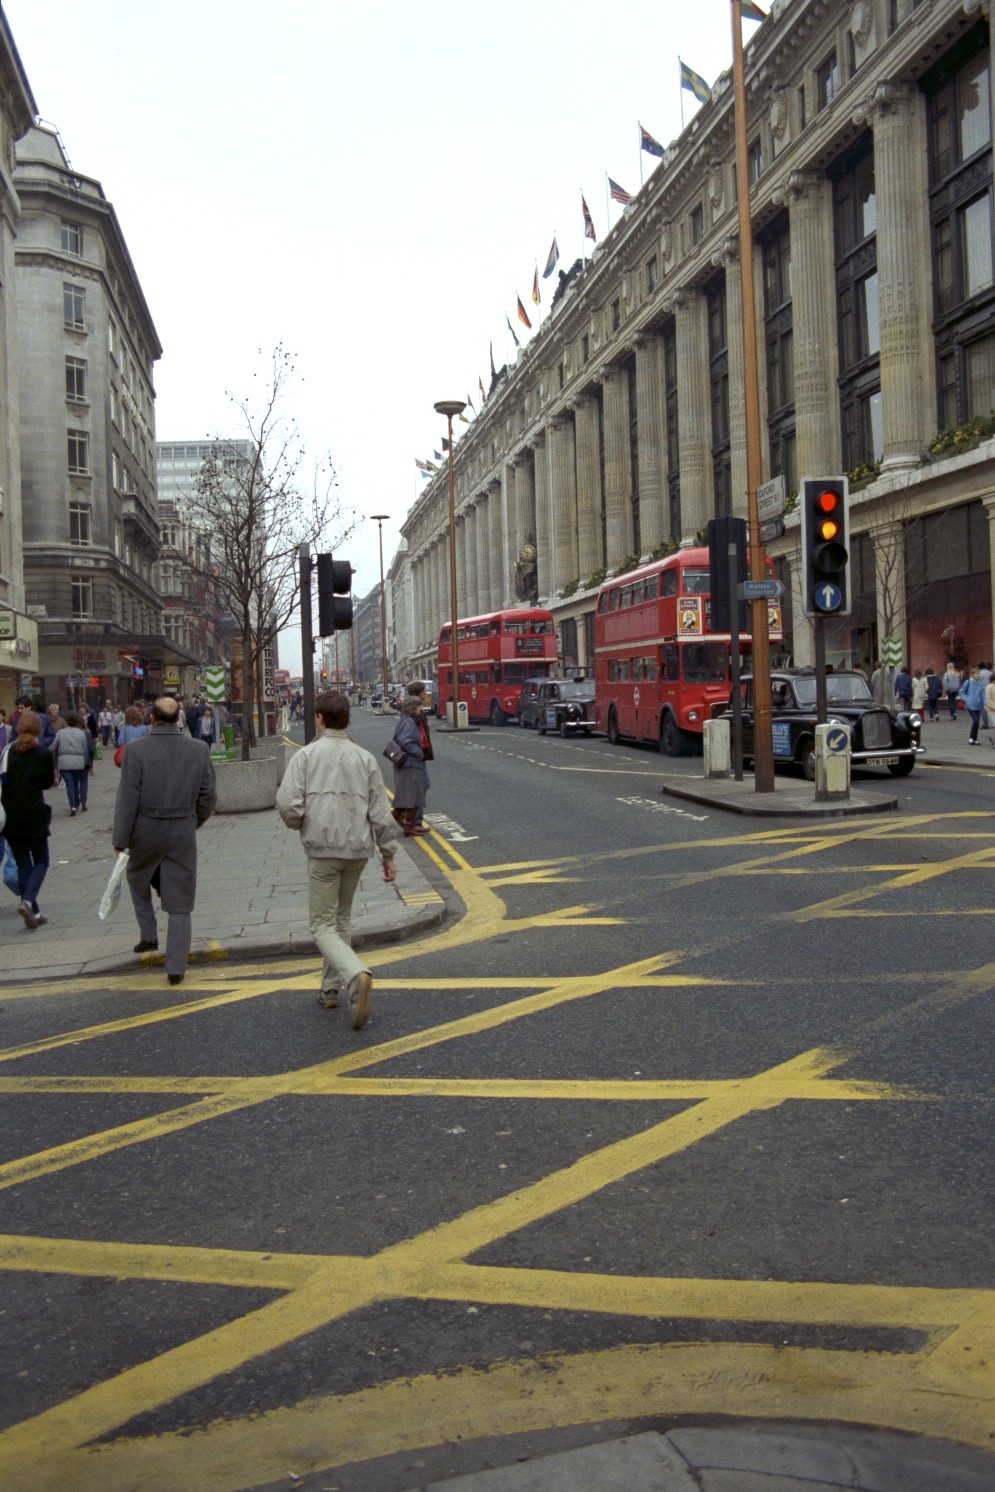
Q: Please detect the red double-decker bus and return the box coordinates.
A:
[594,545,783,756]
[437,607,558,724]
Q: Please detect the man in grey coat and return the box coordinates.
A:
[112,695,216,984]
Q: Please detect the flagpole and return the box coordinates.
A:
[679,59,685,130]
[639,123,644,187]
[605,171,610,227]
[731,0,773,794]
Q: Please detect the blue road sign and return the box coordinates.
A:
[826,726,849,754]
[814,581,842,612]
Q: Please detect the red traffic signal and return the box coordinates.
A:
[800,477,850,616]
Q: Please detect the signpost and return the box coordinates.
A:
[740,579,784,601]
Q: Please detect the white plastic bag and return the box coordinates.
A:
[98,851,129,921]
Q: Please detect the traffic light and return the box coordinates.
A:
[707,515,748,633]
[800,476,850,618]
[316,555,353,635]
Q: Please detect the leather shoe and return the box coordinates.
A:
[134,939,158,953]
[167,972,184,985]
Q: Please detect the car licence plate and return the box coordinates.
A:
[877,755,899,766]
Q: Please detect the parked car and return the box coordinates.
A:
[517,678,549,729]
[534,677,597,737]
[716,669,923,779]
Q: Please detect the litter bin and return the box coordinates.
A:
[222,724,234,749]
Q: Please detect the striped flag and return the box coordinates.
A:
[517,295,532,330]
[479,374,486,404]
[608,176,632,206]
[639,122,664,158]
[680,60,711,103]
[581,194,596,241]
[542,235,559,279]
[740,0,767,20]
[532,265,540,305]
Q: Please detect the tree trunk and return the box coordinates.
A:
[241,627,255,760]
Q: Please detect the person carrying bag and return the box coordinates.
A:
[389,698,426,836]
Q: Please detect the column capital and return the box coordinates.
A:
[662,286,693,315]
[771,168,822,208]
[851,79,916,129]
[962,0,991,20]
[710,234,739,269]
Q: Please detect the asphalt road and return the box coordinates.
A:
[0,713,992,1490]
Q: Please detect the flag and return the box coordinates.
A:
[433,449,442,461]
[740,0,767,20]
[517,295,532,330]
[415,458,431,472]
[608,176,632,206]
[458,411,470,424]
[479,374,486,404]
[542,235,559,278]
[680,60,711,103]
[489,340,496,379]
[466,391,476,414]
[581,194,596,241]
[532,265,540,305]
[639,122,664,158]
[505,312,521,350]
[442,436,451,451]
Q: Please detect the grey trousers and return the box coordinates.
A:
[129,882,191,977]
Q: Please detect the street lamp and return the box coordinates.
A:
[434,399,467,727]
[370,514,391,714]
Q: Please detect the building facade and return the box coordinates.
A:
[0,18,38,705]
[13,124,177,708]
[400,0,995,693]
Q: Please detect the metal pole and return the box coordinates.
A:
[377,521,389,711]
[299,542,316,743]
[731,0,774,793]
[447,413,459,726]
[815,616,828,726]
[729,542,743,781]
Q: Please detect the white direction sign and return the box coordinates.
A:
[757,475,786,523]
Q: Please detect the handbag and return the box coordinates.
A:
[383,739,407,768]
[3,842,19,896]
[114,744,125,767]
[98,851,129,921]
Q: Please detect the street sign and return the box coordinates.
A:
[740,579,785,600]
[759,519,784,543]
[881,635,903,665]
[826,725,849,754]
[204,665,226,703]
[0,609,14,638]
[813,581,843,613]
[757,475,786,522]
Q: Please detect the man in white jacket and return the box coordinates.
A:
[276,692,399,1029]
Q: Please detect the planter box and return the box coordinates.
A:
[250,734,288,784]
[214,753,278,814]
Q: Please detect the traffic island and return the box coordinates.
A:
[662,776,898,816]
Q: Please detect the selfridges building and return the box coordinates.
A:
[400,0,995,688]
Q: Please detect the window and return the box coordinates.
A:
[761,212,796,494]
[690,203,704,245]
[63,283,85,331]
[663,318,680,539]
[110,385,119,424]
[67,431,89,475]
[65,356,87,403]
[798,84,807,130]
[69,502,91,547]
[71,576,93,619]
[706,274,730,518]
[61,220,82,255]
[112,451,122,489]
[748,138,763,185]
[817,51,840,111]
[926,26,995,426]
[647,254,658,292]
[832,138,880,468]
[582,333,590,363]
[611,298,621,331]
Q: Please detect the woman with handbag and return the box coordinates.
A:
[114,705,149,766]
[1,711,55,929]
[389,697,426,836]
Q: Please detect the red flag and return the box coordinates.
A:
[532,266,540,306]
[581,194,596,241]
[517,295,532,330]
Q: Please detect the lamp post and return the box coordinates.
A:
[371,514,390,714]
[434,399,467,727]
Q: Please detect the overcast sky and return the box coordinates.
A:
[6,0,758,672]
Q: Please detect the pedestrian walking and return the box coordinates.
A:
[275,691,398,1029]
[112,706,125,744]
[979,661,992,728]
[390,697,427,837]
[1,711,55,929]
[910,670,928,713]
[925,667,942,722]
[111,696,217,984]
[894,665,912,711]
[942,662,962,719]
[40,702,67,750]
[405,681,433,832]
[986,673,995,746]
[52,712,94,815]
[114,705,149,764]
[958,667,986,744]
[197,704,217,745]
[98,703,114,747]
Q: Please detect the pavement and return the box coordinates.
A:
[2,717,993,1492]
[0,733,447,983]
[664,711,995,816]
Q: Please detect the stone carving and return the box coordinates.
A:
[661,221,674,261]
[514,540,538,603]
[769,89,788,140]
[850,0,873,47]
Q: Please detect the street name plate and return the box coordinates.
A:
[759,519,784,543]
[757,475,786,522]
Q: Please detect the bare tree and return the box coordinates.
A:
[192,345,354,758]
[853,477,940,705]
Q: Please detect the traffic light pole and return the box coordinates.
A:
[299,542,316,744]
[814,616,827,726]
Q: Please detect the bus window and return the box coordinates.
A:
[682,641,728,683]
[597,592,610,614]
[682,568,710,595]
[620,588,632,609]
[644,656,658,682]
[645,575,659,601]
[632,657,644,682]
[609,589,620,611]
[662,645,680,681]
[492,664,502,682]
[661,570,678,597]
[531,619,554,634]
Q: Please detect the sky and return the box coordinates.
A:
[5,0,757,673]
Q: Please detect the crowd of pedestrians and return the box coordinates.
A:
[874,660,994,744]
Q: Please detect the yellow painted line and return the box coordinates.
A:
[0,1233,327,1291]
[790,844,995,922]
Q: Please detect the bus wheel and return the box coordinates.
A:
[489,701,506,726]
[660,713,688,757]
[799,737,816,782]
[607,711,620,746]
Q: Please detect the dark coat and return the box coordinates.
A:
[1,746,55,842]
[391,713,426,809]
[112,725,217,915]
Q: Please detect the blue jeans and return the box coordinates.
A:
[967,709,981,742]
[62,768,88,809]
[8,835,49,911]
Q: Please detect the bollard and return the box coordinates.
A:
[814,721,851,802]
[703,718,731,779]
[222,723,234,749]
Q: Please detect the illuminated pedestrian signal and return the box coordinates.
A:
[800,477,850,617]
[317,555,353,635]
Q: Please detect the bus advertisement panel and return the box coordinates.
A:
[594,545,782,756]
[437,608,558,724]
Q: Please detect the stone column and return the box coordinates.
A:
[513,453,536,600]
[489,479,505,609]
[601,365,634,565]
[772,171,840,478]
[672,290,711,538]
[532,432,551,601]
[718,243,748,520]
[475,491,491,614]
[983,497,995,663]
[574,392,603,577]
[548,415,579,594]
[454,517,466,633]
[634,334,665,553]
[857,81,933,470]
[464,505,479,616]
